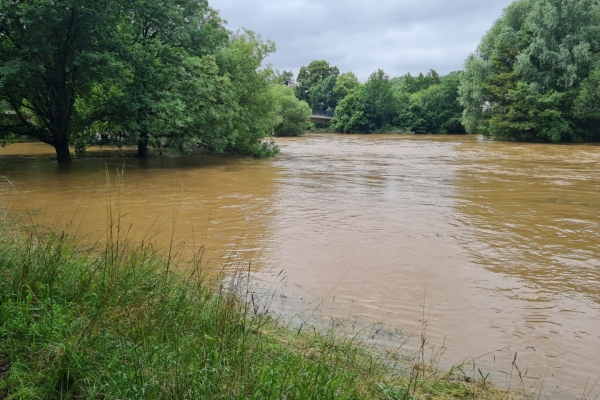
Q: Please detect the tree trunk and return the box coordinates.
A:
[136,134,149,158]
[54,140,72,162]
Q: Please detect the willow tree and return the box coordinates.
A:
[460,0,600,142]
[105,0,229,157]
[0,0,123,162]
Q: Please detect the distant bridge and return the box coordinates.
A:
[310,115,332,124]
[310,110,333,124]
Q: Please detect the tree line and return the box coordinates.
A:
[1,0,599,163]
[281,0,600,142]
[276,60,466,135]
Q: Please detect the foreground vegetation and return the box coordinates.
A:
[0,216,512,399]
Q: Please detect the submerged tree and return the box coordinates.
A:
[213,31,279,158]
[0,0,281,161]
[0,0,124,162]
[460,0,600,142]
[100,0,229,157]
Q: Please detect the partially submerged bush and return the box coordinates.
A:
[272,85,311,137]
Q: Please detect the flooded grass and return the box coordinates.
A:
[0,213,518,400]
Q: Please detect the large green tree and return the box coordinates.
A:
[460,0,600,142]
[310,75,338,114]
[295,60,339,107]
[104,0,229,157]
[213,31,279,158]
[0,0,124,162]
[0,0,280,161]
[331,69,397,133]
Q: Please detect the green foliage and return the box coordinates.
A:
[399,70,441,94]
[271,85,311,137]
[460,0,600,142]
[330,90,370,133]
[362,69,398,131]
[333,72,361,101]
[0,0,280,161]
[310,75,338,114]
[295,60,340,106]
[214,31,279,158]
[331,69,397,133]
[0,0,125,161]
[101,0,229,157]
[573,65,600,136]
[403,72,466,134]
[332,68,465,135]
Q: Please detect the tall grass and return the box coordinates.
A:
[0,197,514,399]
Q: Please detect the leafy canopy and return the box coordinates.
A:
[0,0,280,161]
[0,0,125,161]
[459,0,600,142]
[400,71,466,134]
[331,69,397,133]
[333,72,361,101]
[295,60,339,107]
[271,85,311,137]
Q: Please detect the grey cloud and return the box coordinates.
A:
[210,0,514,80]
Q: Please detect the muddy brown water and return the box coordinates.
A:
[1,135,599,397]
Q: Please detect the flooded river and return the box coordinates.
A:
[1,135,599,397]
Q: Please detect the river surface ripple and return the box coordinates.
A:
[1,134,599,398]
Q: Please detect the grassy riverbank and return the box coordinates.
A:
[0,219,510,399]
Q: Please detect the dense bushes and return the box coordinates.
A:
[271,85,311,137]
[331,69,465,134]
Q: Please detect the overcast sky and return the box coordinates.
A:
[210,0,514,81]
